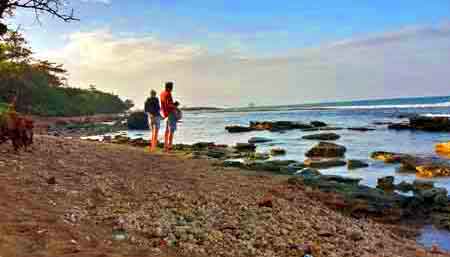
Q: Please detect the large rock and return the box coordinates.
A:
[248,137,272,144]
[347,160,369,170]
[270,148,286,156]
[409,116,450,132]
[413,180,434,191]
[370,151,411,164]
[250,121,313,132]
[415,188,449,206]
[127,111,148,130]
[225,126,253,133]
[416,165,450,178]
[305,142,346,158]
[347,127,375,132]
[304,158,347,169]
[302,133,340,141]
[310,121,327,127]
[377,176,395,191]
[234,143,256,152]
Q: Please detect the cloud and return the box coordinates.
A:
[41,24,450,108]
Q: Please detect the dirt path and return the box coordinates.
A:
[0,136,445,257]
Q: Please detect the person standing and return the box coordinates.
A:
[160,82,177,152]
[144,90,161,152]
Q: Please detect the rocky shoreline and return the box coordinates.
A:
[2,135,450,257]
[85,133,450,235]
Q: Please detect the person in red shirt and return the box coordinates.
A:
[160,82,177,152]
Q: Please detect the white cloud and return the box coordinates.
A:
[40,24,450,108]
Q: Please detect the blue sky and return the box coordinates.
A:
[10,0,450,107]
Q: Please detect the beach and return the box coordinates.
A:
[0,135,448,257]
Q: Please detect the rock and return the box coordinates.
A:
[388,123,411,130]
[249,121,314,132]
[395,181,414,192]
[283,163,307,173]
[377,176,395,191]
[412,180,434,191]
[248,137,272,144]
[305,142,346,158]
[416,165,450,178]
[247,152,271,160]
[347,127,375,132]
[310,121,327,127]
[348,230,364,241]
[347,160,369,170]
[319,127,344,131]
[302,133,340,141]
[103,135,112,142]
[222,160,243,168]
[225,126,253,133]
[415,188,449,206]
[409,116,450,132]
[206,149,228,159]
[436,142,450,155]
[321,175,361,185]
[257,195,273,208]
[234,143,256,152]
[304,158,347,169]
[298,168,321,177]
[127,111,148,130]
[370,151,410,164]
[47,177,56,185]
[270,148,286,156]
[244,160,299,173]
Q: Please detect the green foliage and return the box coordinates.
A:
[0,30,132,117]
[0,102,7,113]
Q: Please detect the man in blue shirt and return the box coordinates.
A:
[144,90,161,152]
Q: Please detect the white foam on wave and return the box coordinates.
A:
[422,113,450,118]
[317,101,450,110]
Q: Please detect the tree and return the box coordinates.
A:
[124,99,135,110]
[0,0,79,35]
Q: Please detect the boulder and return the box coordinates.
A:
[298,168,322,177]
[302,133,340,141]
[416,165,450,178]
[310,121,327,127]
[436,142,450,156]
[222,160,244,168]
[412,180,434,191]
[248,137,272,144]
[409,116,450,132]
[388,123,411,130]
[415,188,449,206]
[245,160,298,173]
[270,148,286,156]
[305,142,346,158]
[234,143,256,152]
[249,121,313,132]
[319,127,344,131]
[247,152,271,160]
[206,149,228,159]
[304,158,347,169]
[395,181,414,193]
[225,126,253,133]
[377,176,395,191]
[282,163,307,173]
[347,160,369,170]
[347,127,375,132]
[127,111,148,130]
[370,151,410,164]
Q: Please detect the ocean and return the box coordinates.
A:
[108,95,450,250]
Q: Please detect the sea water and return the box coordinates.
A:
[114,95,450,250]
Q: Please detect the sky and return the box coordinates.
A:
[8,0,450,107]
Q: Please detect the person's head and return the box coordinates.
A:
[150,90,157,97]
[174,101,180,107]
[165,82,174,92]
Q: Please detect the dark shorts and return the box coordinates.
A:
[166,112,177,132]
[147,113,161,130]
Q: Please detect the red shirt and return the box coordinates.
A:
[160,90,175,118]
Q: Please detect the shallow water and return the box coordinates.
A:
[99,106,450,250]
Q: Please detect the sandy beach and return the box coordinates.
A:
[0,135,448,257]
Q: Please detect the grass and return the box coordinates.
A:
[0,102,8,114]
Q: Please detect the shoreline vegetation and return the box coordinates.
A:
[1,135,449,257]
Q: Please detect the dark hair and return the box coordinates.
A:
[174,101,180,107]
[165,82,174,91]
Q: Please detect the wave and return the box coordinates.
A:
[315,101,450,110]
[422,113,450,118]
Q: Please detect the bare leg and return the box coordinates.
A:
[168,131,174,151]
[151,128,159,151]
[164,128,170,152]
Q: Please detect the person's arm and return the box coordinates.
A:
[166,94,176,113]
